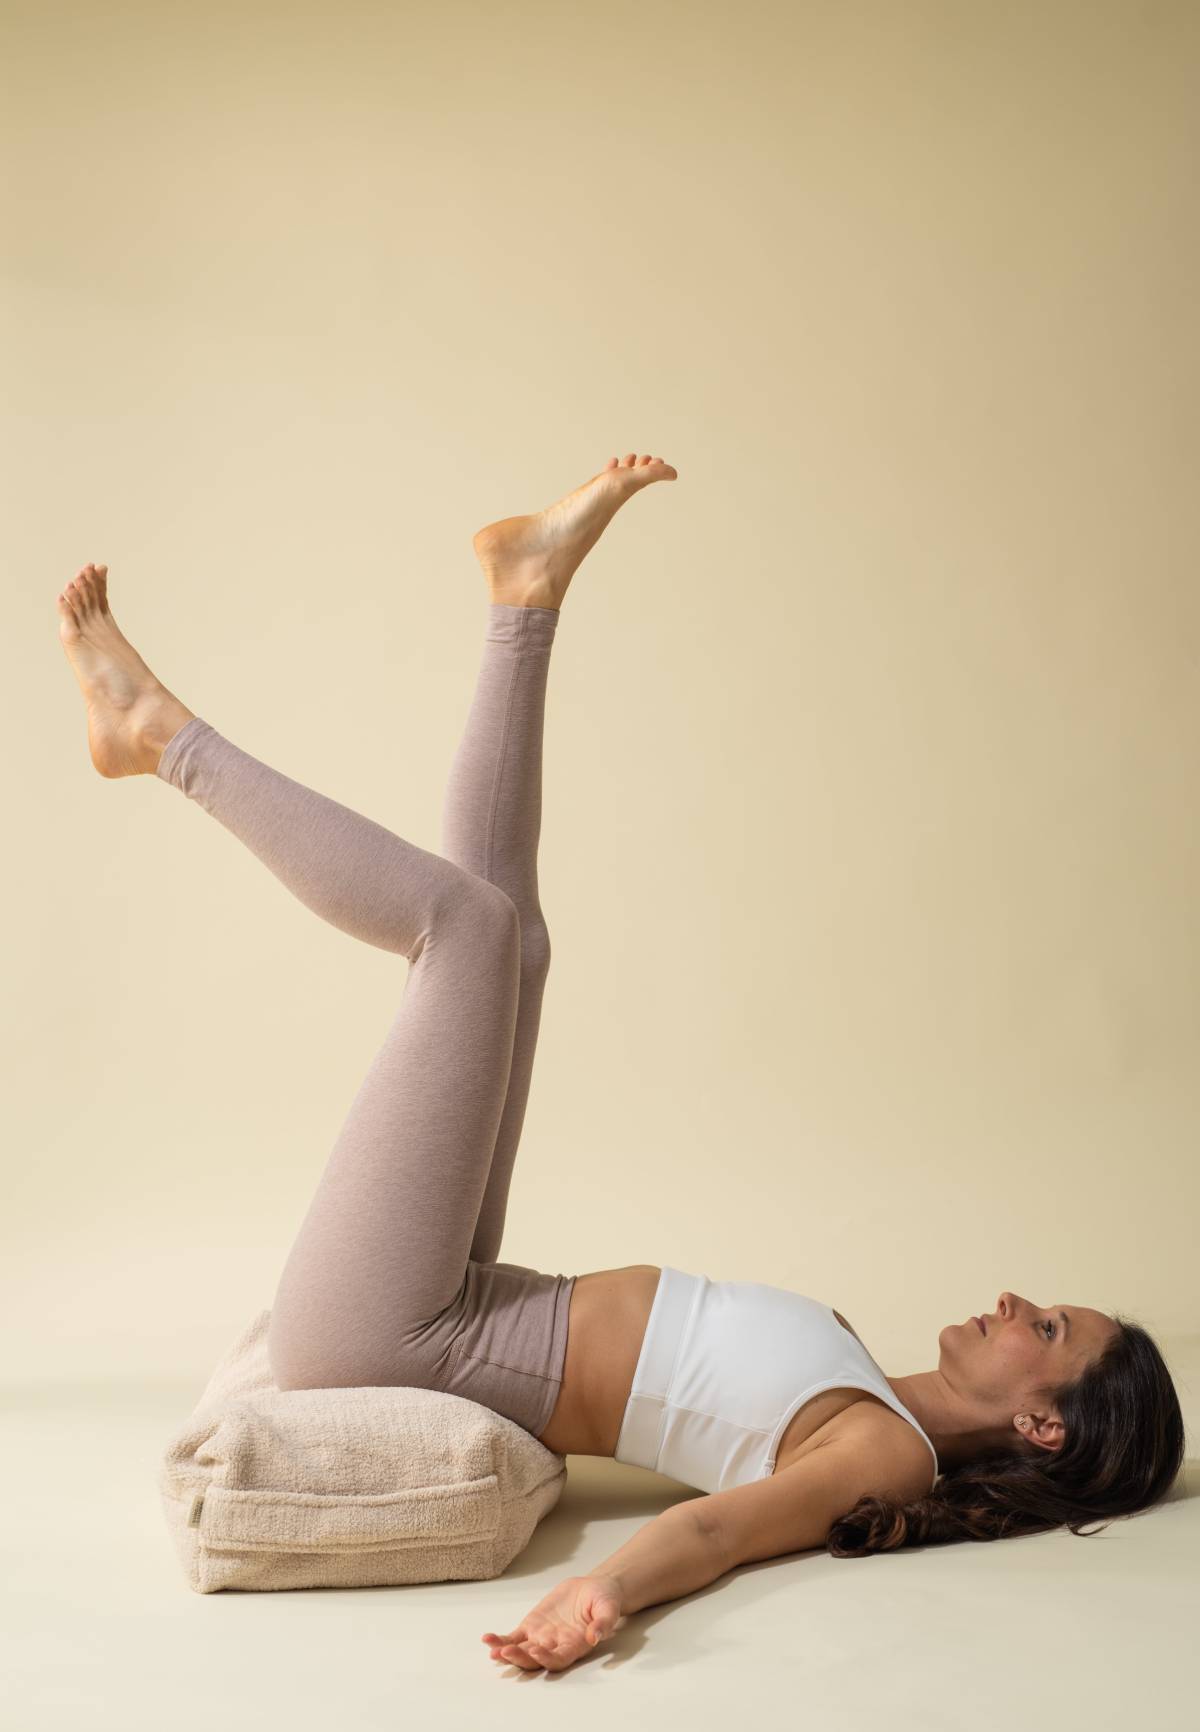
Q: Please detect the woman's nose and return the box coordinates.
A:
[997,1292,1017,1319]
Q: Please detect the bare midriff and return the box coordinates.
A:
[535,1264,663,1458]
[536,1266,904,1475]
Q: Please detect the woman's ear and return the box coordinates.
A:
[1013,1411,1066,1452]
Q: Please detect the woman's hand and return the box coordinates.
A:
[482,1572,626,1672]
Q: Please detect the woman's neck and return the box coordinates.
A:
[886,1369,1016,1473]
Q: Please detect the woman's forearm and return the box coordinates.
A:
[591,1503,727,1616]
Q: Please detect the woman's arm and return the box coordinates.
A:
[482,1415,934,1672]
[593,1499,725,1612]
[481,1503,723,1672]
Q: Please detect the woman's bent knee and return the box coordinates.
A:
[442,877,521,971]
[405,873,518,969]
[518,913,551,979]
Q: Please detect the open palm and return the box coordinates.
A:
[482,1572,626,1672]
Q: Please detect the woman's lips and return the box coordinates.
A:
[974,1315,986,1335]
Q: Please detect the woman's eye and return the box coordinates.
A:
[1043,1321,1055,1339]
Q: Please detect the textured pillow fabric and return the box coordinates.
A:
[158,1309,569,1593]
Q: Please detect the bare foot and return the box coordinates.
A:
[472,452,678,609]
[56,563,196,777]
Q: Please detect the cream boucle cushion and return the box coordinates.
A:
[158,1309,568,1593]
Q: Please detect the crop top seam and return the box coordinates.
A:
[643,1379,931,1452]
[638,1395,778,1434]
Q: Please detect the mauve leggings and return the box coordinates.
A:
[156,603,576,1440]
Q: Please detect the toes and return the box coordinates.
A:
[606,452,676,477]
[618,453,673,472]
[77,563,108,594]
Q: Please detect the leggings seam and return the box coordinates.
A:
[457,1340,558,1383]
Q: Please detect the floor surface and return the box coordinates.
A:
[5,1338,1197,1731]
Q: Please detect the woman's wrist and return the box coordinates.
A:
[589,1505,725,1616]
[588,1570,625,1612]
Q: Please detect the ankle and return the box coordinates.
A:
[486,568,568,611]
[137,688,197,764]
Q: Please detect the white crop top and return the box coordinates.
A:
[612,1266,939,1494]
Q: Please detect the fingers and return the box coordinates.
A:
[482,1630,570,1672]
[481,1626,540,1669]
[497,1642,548,1670]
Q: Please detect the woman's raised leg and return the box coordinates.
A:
[439,601,559,1265]
[445,453,679,1263]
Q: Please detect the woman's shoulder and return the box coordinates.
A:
[832,1398,938,1500]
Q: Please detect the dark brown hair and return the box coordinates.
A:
[826,1317,1185,1557]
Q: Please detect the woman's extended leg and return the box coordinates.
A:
[439,602,559,1266]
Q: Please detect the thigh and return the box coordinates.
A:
[266,887,522,1391]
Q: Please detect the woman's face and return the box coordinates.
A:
[939,1291,1119,1451]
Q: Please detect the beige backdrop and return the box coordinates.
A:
[4,0,1197,1390]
